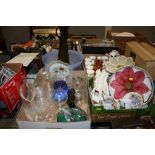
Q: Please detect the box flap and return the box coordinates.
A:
[140,42,155,57]
[126,41,155,61]
[4,63,23,73]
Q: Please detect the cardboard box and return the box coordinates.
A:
[107,31,146,53]
[16,71,91,129]
[125,41,155,80]
[88,87,136,123]
[17,106,91,129]
[87,76,155,125]
[0,63,26,117]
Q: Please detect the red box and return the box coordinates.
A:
[0,63,26,117]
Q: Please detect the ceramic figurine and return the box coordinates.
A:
[109,50,120,57]
[91,69,110,105]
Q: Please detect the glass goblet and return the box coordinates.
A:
[20,78,36,104]
[52,88,68,111]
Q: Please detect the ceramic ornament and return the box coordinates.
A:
[89,56,96,60]
[86,69,94,77]
[97,56,102,60]
[105,56,135,73]
[85,57,91,62]
[86,65,93,70]
[91,69,110,105]
[103,95,120,110]
[85,61,93,66]
[121,92,144,109]
[109,50,120,57]
[102,56,109,61]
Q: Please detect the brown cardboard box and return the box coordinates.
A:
[125,41,155,80]
[107,31,146,53]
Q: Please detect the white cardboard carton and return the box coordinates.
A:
[16,71,91,129]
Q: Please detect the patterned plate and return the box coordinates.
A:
[109,66,154,106]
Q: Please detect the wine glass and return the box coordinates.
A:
[20,78,36,103]
[20,78,36,121]
[52,88,68,111]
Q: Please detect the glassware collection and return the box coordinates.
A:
[20,61,88,123]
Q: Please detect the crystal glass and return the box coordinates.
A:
[20,78,36,121]
[57,107,87,122]
[20,78,36,103]
[52,88,68,111]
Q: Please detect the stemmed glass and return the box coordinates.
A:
[20,78,36,104]
[72,76,83,106]
[20,78,36,120]
[52,88,68,111]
